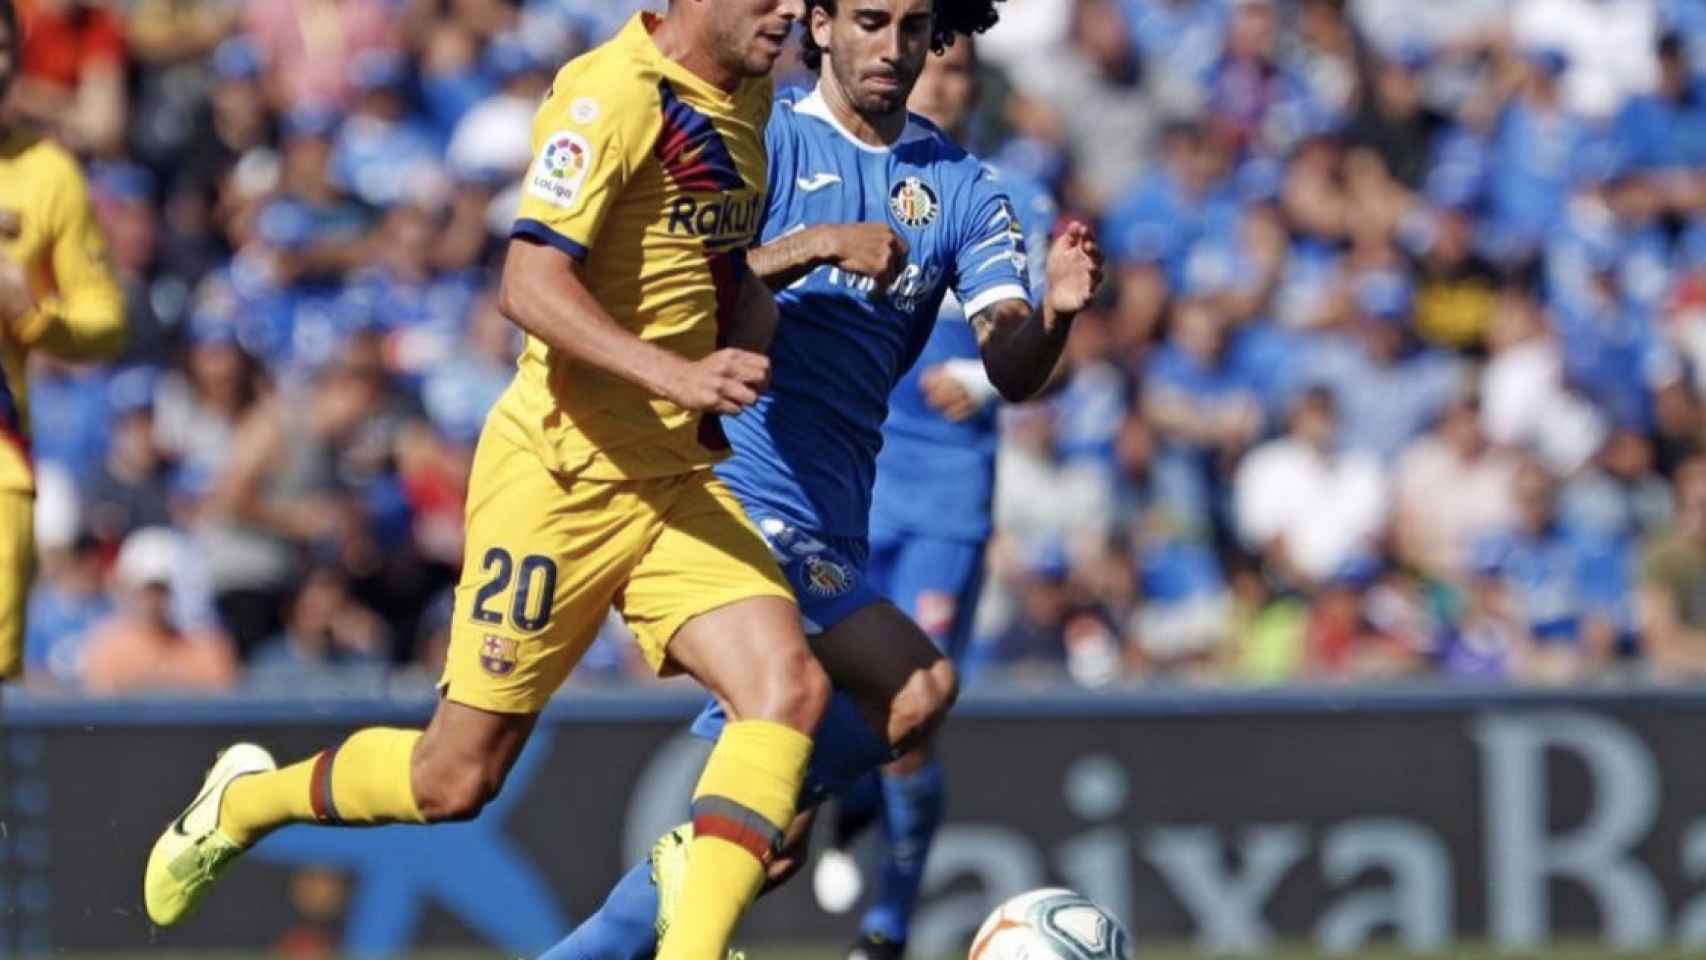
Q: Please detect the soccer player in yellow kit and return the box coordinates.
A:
[144,4,826,958]
[0,0,126,685]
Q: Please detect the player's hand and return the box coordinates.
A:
[667,348,772,415]
[821,223,909,292]
[920,365,980,422]
[1044,222,1105,328]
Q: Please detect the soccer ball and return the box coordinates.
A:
[969,888,1133,960]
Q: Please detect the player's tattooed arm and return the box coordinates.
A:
[750,223,908,292]
[973,222,1106,402]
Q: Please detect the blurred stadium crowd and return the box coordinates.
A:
[11,0,1706,695]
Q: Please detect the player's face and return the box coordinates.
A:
[815,0,934,118]
[711,0,805,78]
[907,38,976,138]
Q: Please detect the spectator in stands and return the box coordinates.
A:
[1009,0,1159,211]
[250,563,389,680]
[1511,0,1660,120]
[1304,268,1465,461]
[1347,39,1445,192]
[13,0,127,154]
[1393,391,1519,585]
[1394,131,1502,349]
[81,527,237,694]
[1637,455,1706,679]
[83,368,175,545]
[1480,288,1608,475]
[1468,457,1629,682]
[1562,428,1675,545]
[243,0,400,112]
[329,51,443,211]
[23,529,111,687]
[1304,560,1427,681]
[1200,0,1318,157]
[1619,32,1706,179]
[1234,386,1388,588]
[1487,47,1591,261]
[1141,297,1262,535]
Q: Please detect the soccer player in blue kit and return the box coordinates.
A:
[540,1,1102,958]
[812,32,1060,958]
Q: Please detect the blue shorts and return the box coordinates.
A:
[867,526,988,663]
[750,515,880,636]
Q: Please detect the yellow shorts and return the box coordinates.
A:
[439,422,793,714]
[0,491,32,681]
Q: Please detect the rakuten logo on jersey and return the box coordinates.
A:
[665,193,764,243]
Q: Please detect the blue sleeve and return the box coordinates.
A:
[950,167,1033,320]
[759,107,796,244]
[1009,175,1058,309]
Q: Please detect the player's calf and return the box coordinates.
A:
[409,701,536,822]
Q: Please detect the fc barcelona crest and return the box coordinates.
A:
[890,177,939,228]
[479,634,519,677]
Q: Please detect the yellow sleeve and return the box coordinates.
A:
[14,158,125,360]
[510,68,656,261]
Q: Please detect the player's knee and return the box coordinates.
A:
[890,658,958,752]
[412,755,502,822]
[753,646,831,733]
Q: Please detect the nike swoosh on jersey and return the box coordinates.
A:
[796,174,842,192]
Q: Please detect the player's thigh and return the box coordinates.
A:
[885,534,989,663]
[440,429,640,715]
[618,471,801,680]
[0,491,32,680]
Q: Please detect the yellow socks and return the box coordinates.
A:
[658,719,812,960]
[218,728,425,846]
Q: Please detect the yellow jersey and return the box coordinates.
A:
[0,130,126,494]
[501,12,771,481]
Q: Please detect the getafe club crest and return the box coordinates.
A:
[803,554,855,598]
[890,177,939,228]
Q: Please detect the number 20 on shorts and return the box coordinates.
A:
[470,547,560,632]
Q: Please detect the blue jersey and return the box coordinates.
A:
[869,167,1056,542]
[716,88,1032,538]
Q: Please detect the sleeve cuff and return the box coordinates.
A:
[959,283,1030,320]
[512,219,590,261]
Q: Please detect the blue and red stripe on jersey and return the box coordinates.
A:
[655,80,747,194]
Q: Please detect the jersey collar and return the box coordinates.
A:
[794,85,931,155]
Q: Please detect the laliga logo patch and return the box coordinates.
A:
[890,177,939,228]
[803,554,855,598]
[479,634,520,677]
[527,130,594,208]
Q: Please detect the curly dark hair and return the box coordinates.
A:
[799,0,1004,73]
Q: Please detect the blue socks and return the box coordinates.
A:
[859,759,946,946]
[537,859,659,960]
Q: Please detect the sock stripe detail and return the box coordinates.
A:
[691,795,783,865]
[308,747,343,824]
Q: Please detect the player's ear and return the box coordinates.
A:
[809,4,834,58]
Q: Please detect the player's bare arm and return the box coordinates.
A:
[728,265,781,360]
[750,222,909,291]
[970,221,1105,401]
[499,238,771,415]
